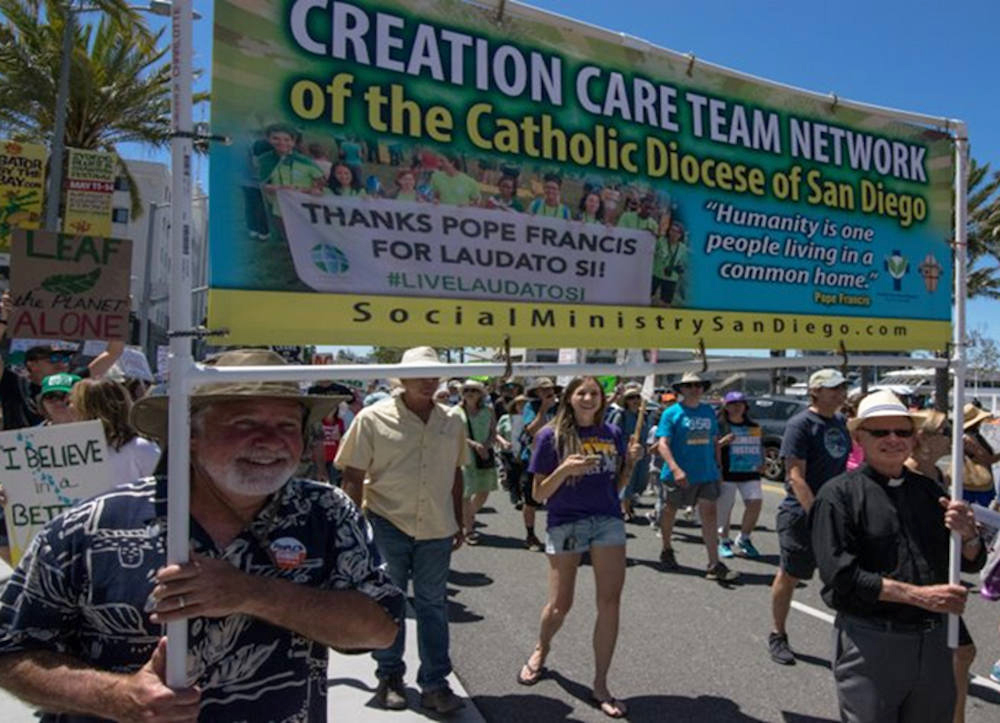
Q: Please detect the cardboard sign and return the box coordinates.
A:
[83,342,155,382]
[9,229,132,341]
[0,139,47,260]
[0,420,112,564]
[117,346,154,381]
[63,148,116,237]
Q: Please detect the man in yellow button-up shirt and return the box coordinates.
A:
[336,346,466,715]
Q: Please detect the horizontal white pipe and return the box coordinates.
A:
[185,354,948,385]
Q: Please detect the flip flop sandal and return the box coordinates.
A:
[516,661,545,686]
[590,695,628,719]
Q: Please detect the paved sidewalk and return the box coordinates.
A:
[0,562,483,722]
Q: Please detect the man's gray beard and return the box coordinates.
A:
[201,456,297,497]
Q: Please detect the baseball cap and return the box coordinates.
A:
[39,373,81,398]
[808,369,847,389]
[723,391,747,404]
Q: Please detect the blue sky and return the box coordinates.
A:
[125,0,998,347]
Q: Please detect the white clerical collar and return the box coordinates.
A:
[888,477,905,487]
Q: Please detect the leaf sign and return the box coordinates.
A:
[40,268,102,294]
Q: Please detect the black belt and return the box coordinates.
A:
[839,612,941,634]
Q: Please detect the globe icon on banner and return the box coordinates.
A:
[311,243,350,275]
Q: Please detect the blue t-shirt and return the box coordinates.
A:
[779,408,849,509]
[656,402,720,483]
[528,423,625,528]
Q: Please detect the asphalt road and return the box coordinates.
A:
[0,481,996,722]
[447,480,1000,723]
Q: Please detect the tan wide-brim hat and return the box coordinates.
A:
[131,349,349,443]
[672,371,711,393]
[526,377,562,398]
[388,346,447,387]
[962,402,993,431]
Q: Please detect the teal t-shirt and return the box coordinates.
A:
[656,402,720,483]
[529,198,571,219]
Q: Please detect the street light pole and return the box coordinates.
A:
[44,4,75,232]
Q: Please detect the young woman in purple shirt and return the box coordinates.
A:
[517,377,642,719]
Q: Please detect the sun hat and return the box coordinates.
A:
[671,371,711,393]
[962,402,993,431]
[526,377,562,398]
[847,390,915,432]
[808,369,847,389]
[509,394,530,410]
[130,349,348,442]
[388,346,447,386]
[622,382,643,399]
[38,373,81,401]
[461,379,486,393]
[723,391,747,405]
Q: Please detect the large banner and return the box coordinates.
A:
[63,148,116,237]
[208,0,954,351]
[0,139,47,263]
[0,421,112,564]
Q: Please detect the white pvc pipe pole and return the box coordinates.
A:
[948,125,969,649]
[180,354,948,387]
[165,0,194,688]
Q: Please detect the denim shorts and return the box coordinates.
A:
[545,514,626,555]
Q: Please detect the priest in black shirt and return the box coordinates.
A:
[810,390,985,723]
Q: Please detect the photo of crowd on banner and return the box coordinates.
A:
[243,123,690,307]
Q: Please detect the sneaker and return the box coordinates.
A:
[768,632,796,665]
[736,537,760,558]
[659,547,679,571]
[718,539,735,558]
[990,659,1000,684]
[706,561,740,581]
[374,673,408,710]
[421,686,464,715]
[525,533,544,552]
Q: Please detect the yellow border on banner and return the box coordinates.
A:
[208,289,950,352]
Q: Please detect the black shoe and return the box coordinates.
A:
[525,533,544,552]
[374,673,408,710]
[706,561,740,582]
[421,686,464,715]
[659,547,679,571]
[768,632,796,665]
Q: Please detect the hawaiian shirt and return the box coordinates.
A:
[0,476,404,722]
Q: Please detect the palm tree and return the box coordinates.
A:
[932,156,1000,409]
[0,0,180,216]
[964,158,1000,299]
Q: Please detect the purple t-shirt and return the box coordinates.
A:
[528,423,625,529]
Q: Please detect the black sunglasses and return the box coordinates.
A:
[860,428,914,439]
[42,392,69,402]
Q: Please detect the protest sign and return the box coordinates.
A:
[0,139,46,262]
[0,421,112,564]
[63,148,116,237]
[9,229,133,341]
[207,0,953,351]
